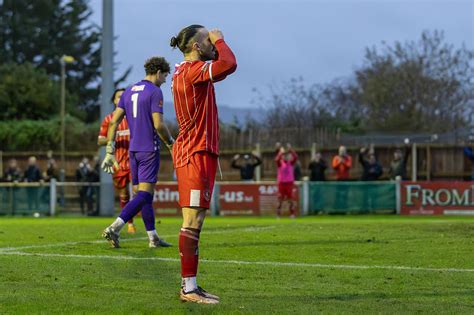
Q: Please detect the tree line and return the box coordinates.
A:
[252,30,473,136]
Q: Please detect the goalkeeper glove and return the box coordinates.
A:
[101,141,119,174]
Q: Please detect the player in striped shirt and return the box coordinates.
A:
[98,88,137,234]
[170,25,237,304]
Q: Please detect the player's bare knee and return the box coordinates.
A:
[182,207,207,229]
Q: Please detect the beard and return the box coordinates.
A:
[199,45,217,61]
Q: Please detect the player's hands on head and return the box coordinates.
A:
[209,29,223,44]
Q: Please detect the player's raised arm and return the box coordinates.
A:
[206,29,237,82]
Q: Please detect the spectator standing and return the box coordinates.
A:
[308,152,327,181]
[231,153,262,181]
[359,147,383,181]
[41,153,57,204]
[43,152,58,182]
[275,145,298,218]
[389,146,410,180]
[331,146,352,211]
[24,156,42,182]
[24,156,43,211]
[463,147,474,180]
[293,160,302,181]
[332,146,352,180]
[4,158,22,212]
[4,159,22,182]
[76,157,93,215]
[359,147,383,212]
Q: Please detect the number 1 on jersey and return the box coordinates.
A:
[131,93,139,118]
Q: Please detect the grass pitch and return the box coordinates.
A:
[0,215,473,314]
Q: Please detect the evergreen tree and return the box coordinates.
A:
[0,0,130,121]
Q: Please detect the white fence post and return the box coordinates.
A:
[302,180,309,216]
[395,178,401,215]
[50,179,57,216]
[210,182,219,216]
[255,143,261,182]
[411,143,417,182]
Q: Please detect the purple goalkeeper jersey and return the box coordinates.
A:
[118,80,163,152]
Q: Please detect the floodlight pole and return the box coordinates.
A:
[59,55,73,207]
[99,0,115,216]
[60,57,66,179]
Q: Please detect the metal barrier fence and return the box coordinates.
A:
[0,180,101,216]
[306,181,397,214]
[5,180,473,217]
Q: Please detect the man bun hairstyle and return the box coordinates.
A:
[144,56,170,75]
[170,24,204,53]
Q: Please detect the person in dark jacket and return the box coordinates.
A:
[293,160,302,181]
[76,157,94,215]
[231,153,262,181]
[359,147,384,212]
[463,146,474,180]
[359,147,383,181]
[24,156,43,211]
[389,146,410,180]
[308,152,327,181]
[4,159,22,182]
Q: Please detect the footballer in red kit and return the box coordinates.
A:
[170,25,237,304]
[98,88,136,234]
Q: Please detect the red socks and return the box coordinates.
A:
[120,196,133,224]
[179,228,201,277]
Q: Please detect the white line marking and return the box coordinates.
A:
[0,251,472,273]
[0,226,276,252]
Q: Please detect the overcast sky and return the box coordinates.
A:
[89,0,473,108]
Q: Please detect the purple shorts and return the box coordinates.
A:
[129,151,160,185]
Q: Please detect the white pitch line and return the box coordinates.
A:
[0,250,473,273]
[0,226,276,252]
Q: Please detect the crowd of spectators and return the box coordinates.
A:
[230,142,413,182]
[2,154,100,215]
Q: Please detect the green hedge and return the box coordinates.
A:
[0,117,99,151]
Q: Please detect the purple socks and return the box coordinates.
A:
[141,202,155,231]
[119,191,154,228]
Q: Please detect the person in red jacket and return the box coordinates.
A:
[332,146,352,180]
[170,25,237,304]
[331,146,352,211]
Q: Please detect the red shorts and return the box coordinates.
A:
[176,151,218,209]
[278,182,294,200]
[113,170,131,190]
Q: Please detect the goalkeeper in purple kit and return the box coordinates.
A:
[101,57,175,248]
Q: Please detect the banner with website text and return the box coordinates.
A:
[153,182,300,216]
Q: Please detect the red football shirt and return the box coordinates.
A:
[99,113,130,172]
[171,39,237,168]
